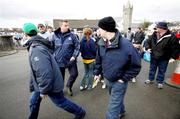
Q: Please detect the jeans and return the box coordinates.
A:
[28,91,84,119]
[106,80,128,119]
[149,57,169,84]
[60,61,78,89]
[28,92,42,119]
[81,62,94,89]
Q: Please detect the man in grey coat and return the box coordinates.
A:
[23,23,86,119]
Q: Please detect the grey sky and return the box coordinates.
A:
[0,0,180,28]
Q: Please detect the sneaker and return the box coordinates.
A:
[119,111,126,119]
[157,83,163,89]
[67,87,73,96]
[132,78,136,83]
[74,110,86,119]
[87,87,92,90]
[100,80,105,83]
[80,86,84,91]
[102,83,106,89]
[145,79,152,84]
[80,85,87,91]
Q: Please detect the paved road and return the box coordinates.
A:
[0,50,180,119]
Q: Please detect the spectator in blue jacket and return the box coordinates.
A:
[80,28,97,90]
[50,20,80,96]
[22,23,86,119]
[94,16,141,119]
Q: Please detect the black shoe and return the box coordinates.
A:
[74,111,86,119]
[67,87,73,96]
[119,111,126,119]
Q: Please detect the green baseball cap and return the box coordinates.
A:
[22,23,38,35]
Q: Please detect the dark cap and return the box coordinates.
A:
[98,16,116,32]
[156,22,168,30]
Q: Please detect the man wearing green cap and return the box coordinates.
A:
[22,23,86,119]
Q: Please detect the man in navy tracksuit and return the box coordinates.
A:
[50,20,80,96]
[94,17,141,119]
[22,23,85,119]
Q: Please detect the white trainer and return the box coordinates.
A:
[157,83,163,89]
[102,83,106,89]
[145,79,151,84]
[132,78,136,83]
[80,85,87,91]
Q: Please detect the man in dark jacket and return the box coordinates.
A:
[131,27,145,82]
[145,22,180,89]
[50,20,80,96]
[124,27,134,42]
[22,23,85,119]
[94,16,141,119]
[133,27,145,44]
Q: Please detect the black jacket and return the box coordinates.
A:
[134,31,145,44]
[146,30,180,60]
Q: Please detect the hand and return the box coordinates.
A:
[169,58,175,63]
[133,44,140,48]
[94,75,100,81]
[70,57,75,61]
[147,49,151,53]
[40,94,47,99]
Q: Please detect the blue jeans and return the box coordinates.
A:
[28,91,84,119]
[149,57,169,84]
[81,62,94,89]
[106,80,128,119]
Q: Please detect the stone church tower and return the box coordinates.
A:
[123,1,133,32]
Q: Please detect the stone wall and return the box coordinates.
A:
[0,35,14,51]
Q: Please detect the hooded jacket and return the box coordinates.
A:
[24,35,64,94]
[50,28,80,67]
[94,31,141,82]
